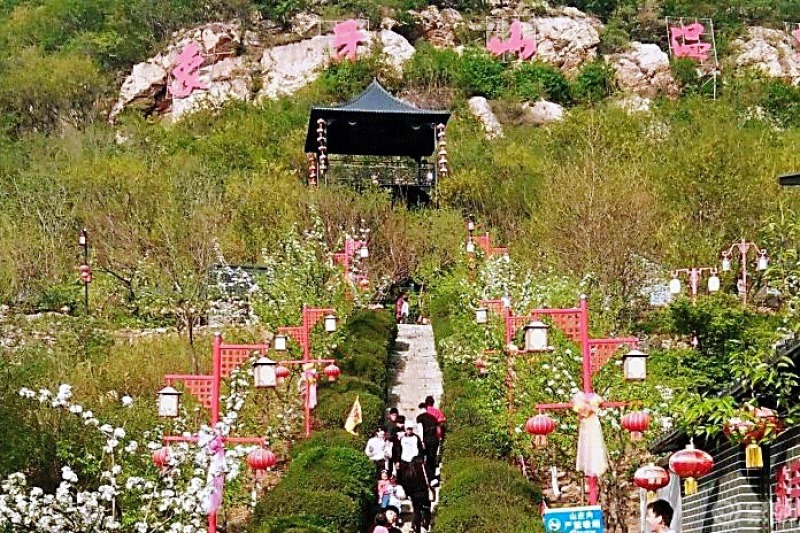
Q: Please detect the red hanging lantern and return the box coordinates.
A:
[323,363,341,382]
[275,365,290,385]
[669,442,714,495]
[525,414,557,448]
[633,464,670,501]
[79,264,93,283]
[151,446,170,471]
[621,411,651,441]
[247,447,277,474]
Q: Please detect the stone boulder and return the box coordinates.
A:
[609,42,678,99]
[409,6,463,48]
[468,96,504,139]
[730,27,800,84]
[522,100,565,125]
[110,22,255,121]
[258,29,415,100]
[534,8,601,75]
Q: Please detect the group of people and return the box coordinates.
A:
[364,396,446,533]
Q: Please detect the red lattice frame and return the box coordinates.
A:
[474,233,508,257]
[166,375,213,409]
[332,252,347,267]
[479,299,507,316]
[589,338,638,375]
[219,344,268,378]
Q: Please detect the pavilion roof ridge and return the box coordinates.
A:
[313,79,449,115]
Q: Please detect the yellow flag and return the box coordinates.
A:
[344,395,363,435]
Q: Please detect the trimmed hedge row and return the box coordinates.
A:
[432,299,544,533]
[250,310,396,533]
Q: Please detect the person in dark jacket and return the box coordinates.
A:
[400,458,431,533]
[416,403,440,480]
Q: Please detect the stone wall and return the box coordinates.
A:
[677,427,800,532]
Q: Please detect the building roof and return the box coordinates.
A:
[304,80,451,158]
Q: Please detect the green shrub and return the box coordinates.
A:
[762,80,800,129]
[670,58,701,94]
[320,57,380,102]
[405,43,461,89]
[456,48,506,98]
[571,60,616,103]
[505,62,571,105]
[332,375,385,398]
[315,389,384,433]
[436,458,543,533]
[253,488,362,533]
[251,516,332,533]
[281,445,374,501]
[289,429,362,458]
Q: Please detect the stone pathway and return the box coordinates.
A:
[388,324,442,533]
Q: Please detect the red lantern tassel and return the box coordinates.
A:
[684,477,698,495]
[534,435,547,448]
[745,443,763,468]
[646,490,657,503]
[631,431,642,441]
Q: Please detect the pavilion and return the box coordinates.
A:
[303,80,451,205]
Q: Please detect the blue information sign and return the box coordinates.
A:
[543,505,605,533]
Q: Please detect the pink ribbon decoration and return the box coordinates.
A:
[204,434,226,514]
[300,368,318,410]
[487,21,537,60]
[669,23,712,61]
[572,392,609,477]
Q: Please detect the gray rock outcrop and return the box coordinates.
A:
[730,27,800,84]
[468,96,504,139]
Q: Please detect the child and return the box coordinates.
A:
[372,512,390,533]
[378,470,393,508]
[383,435,395,476]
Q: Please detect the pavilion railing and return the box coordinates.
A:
[323,156,438,189]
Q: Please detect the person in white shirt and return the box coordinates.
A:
[646,499,676,533]
[399,420,424,467]
[365,428,387,475]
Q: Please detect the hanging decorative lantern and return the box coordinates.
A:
[323,363,341,382]
[475,307,488,324]
[525,413,557,447]
[757,251,768,271]
[324,314,337,333]
[668,442,714,495]
[151,446,171,470]
[633,464,670,501]
[358,243,369,259]
[275,364,291,385]
[473,357,488,376]
[621,411,651,441]
[246,447,277,473]
[273,334,288,352]
[724,406,781,468]
[669,277,681,295]
[523,320,550,352]
[708,271,720,292]
[157,386,182,418]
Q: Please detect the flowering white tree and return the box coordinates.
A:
[0,368,279,533]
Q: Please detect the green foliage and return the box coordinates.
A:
[761,80,800,129]
[436,458,543,533]
[253,488,362,533]
[254,0,310,25]
[571,60,616,103]
[404,42,461,89]
[315,389,385,432]
[456,48,505,98]
[0,48,106,133]
[320,57,380,102]
[505,61,571,105]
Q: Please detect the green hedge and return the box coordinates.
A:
[250,310,396,532]
[430,294,544,533]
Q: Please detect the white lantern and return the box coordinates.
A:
[757,253,768,271]
[475,307,488,325]
[722,256,731,272]
[467,220,475,232]
[623,349,648,381]
[253,357,277,388]
[466,240,475,254]
[669,278,681,295]
[158,386,182,418]
[708,274,720,292]
[78,229,87,246]
[523,320,550,352]
[324,314,337,333]
[273,334,288,352]
[359,244,369,259]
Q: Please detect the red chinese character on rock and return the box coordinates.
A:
[333,20,366,61]
[487,21,536,60]
[169,42,207,98]
[669,22,712,62]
